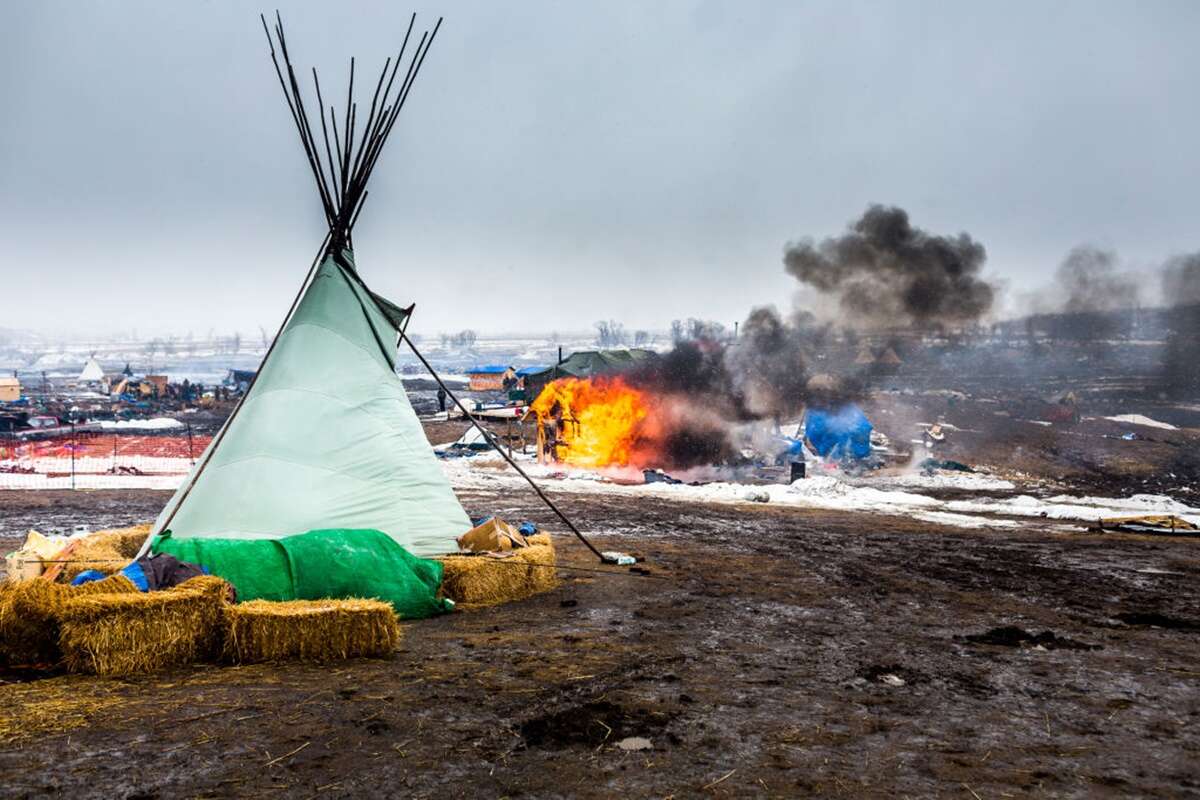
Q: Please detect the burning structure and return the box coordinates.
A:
[528,330,873,475]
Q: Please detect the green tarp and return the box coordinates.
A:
[153,528,451,619]
[149,249,471,558]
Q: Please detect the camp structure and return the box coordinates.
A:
[877,346,903,365]
[144,13,471,560]
[78,356,104,383]
[467,365,516,392]
[854,346,876,365]
[0,376,20,403]
[522,349,657,402]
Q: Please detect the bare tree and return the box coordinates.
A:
[144,338,161,370]
[446,330,477,349]
[671,318,724,343]
[594,320,627,348]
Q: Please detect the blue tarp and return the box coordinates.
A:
[805,404,873,460]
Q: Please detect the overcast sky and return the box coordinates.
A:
[2,1,1197,338]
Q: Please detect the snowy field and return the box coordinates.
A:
[439,450,1200,531]
[7,442,1194,531]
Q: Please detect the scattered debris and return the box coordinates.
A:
[643,469,682,485]
[616,736,653,751]
[1093,515,1199,537]
[919,458,976,475]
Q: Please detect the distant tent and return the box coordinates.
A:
[224,369,257,393]
[79,357,104,383]
[805,404,873,460]
[854,347,876,365]
[522,349,658,400]
[143,14,470,560]
[878,346,903,365]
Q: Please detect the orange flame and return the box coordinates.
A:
[531,376,652,468]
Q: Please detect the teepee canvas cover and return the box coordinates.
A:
[149,14,470,558]
[79,357,104,382]
[152,250,470,556]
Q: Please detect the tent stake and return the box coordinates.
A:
[398,332,608,563]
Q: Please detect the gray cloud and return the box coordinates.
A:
[1,1,1198,337]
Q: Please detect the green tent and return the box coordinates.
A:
[144,15,470,561]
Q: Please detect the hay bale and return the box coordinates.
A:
[53,524,153,581]
[0,575,137,667]
[57,576,229,676]
[438,533,558,608]
[223,599,400,664]
[92,524,154,559]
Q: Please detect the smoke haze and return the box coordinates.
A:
[1054,246,1142,313]
[783,205,995,329]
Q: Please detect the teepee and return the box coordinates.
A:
[78,356,104,383]
[149,13,470,558]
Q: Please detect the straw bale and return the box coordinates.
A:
[438,533,558,608]
[54,523,153,581]
[92,523,154,559]
[57,577,229,676]
[0,575,136,667]
[223,599,400,664]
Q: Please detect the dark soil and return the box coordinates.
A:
[962,626,1100,651]
[2,485,1200,797]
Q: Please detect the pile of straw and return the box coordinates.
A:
[57,575,229,676]
[0,575,136,666]
[53,523,152,581]
[439,533,558,608]
[223,599,400,663]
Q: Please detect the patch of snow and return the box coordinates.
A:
[0,473,184,490]
[440,456,1200,530]
[912,511,1019,529]
[97,418,184,430]
[945,493,1200,526]
[874,473,1015,491]
[1103,414,1178,430]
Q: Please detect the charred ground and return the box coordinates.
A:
[1,479,1199,797]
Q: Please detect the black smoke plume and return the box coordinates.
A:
[618,309,818,468]
[1160,251,1200,396]
[723,307,810,418]
[783,205,994,328]
[1162,252,1200,306]
[1055,246,1140,313]
[1031,246,1141,342]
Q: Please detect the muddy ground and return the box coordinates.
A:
[2,484,1199,798]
